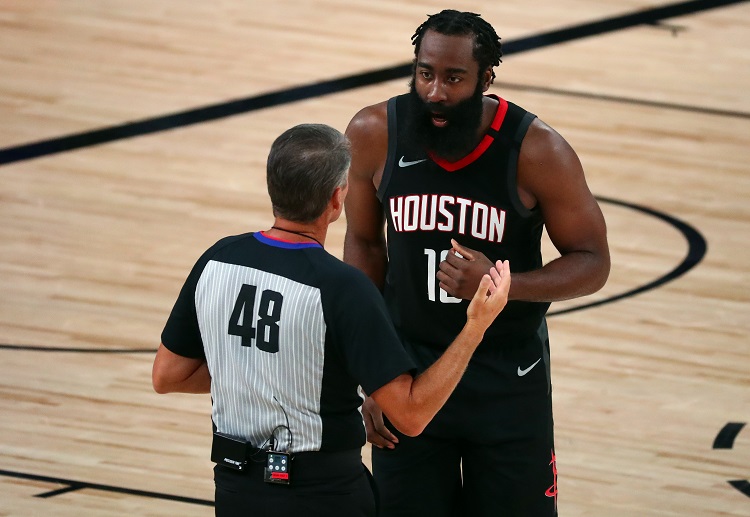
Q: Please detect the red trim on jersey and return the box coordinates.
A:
[259,231,296,244]
[429,95,509,172]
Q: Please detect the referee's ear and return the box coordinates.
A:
[328,183,349,224]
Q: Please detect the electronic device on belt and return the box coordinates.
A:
[264,397,293,485]
[211,397,294,485]
[264,449,291,485]
[211,430,293,485]
[211,432,249,471]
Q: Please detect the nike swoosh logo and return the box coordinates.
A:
[398,156,427,167]
[517,358,542,377]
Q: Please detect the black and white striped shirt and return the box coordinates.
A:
[162,232,415,452]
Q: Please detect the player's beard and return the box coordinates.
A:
[405,79,485,160]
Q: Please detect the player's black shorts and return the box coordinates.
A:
[372,427,557,517]
[214,449,376,517]
[372,322,557,516]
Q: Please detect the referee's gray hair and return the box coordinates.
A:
[266,123,351,223]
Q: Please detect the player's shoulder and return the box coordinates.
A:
[518,117,584,194]
[519,115,578,169]
[346,100,389,136]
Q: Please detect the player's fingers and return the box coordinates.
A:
[436,268,461,294]
[370,406,398,446]
[439,252,461,273]
[372,430,398,449]
[450,239,476,260]
[442,248,466,268]
[373,418,398,443]
[364,411,391,449]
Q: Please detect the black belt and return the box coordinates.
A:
[220,448,364,480]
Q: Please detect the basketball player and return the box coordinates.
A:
[152,123,512,517]
[343,10,610,516]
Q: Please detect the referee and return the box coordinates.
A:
[152,123,511,516]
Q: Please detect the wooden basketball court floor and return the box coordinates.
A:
[1,1,748,515]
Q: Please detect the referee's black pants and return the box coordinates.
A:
[214,449,376,517]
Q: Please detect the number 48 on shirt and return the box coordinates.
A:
[228,284,284,353]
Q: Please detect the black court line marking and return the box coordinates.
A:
[0,343,154,353]
[728,480,750,499]
[0,0,745,166]
[713,422,746,449]
[35,484,84,498]
[0,197,707,352]
[712,423,750,500]
[0,468,214,506]
[494,82,750,120]
[550,196,706,316]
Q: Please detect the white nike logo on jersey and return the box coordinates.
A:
[398,156,427,167]
[517,358,542,377]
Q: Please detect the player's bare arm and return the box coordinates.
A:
[437,118,610,302]
[512,119,610,301]
[152,343,211,394]
[343,102,390,289]
[344,103,403,448]
[369,261,510,437]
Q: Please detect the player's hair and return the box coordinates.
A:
[266,123,350,223]
[412,9,503,82]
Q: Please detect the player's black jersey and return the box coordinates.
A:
[161,232,415,452]
[378,94,550,351]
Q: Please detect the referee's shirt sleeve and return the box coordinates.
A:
[160,254,208,360]
[328,268,416,396]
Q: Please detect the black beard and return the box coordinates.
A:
[404,81,485,160]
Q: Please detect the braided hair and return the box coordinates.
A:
[411,10,503,82]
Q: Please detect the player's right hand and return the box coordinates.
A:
[438,239,495,300]
[362,396,399,449]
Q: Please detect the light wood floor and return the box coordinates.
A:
[1,1,749,515]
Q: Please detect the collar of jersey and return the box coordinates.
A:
[254,231,322,249]
[428,94,508,172]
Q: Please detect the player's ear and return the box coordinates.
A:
[481,68,493,91]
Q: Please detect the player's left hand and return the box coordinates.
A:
[437,239,496,300]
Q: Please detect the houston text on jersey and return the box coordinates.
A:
[389,194,506,243]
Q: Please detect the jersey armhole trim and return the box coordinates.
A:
[507,111,539,217]
[376,97,399,203]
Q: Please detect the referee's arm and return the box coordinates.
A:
[152,343,211,394]
[368,261,510,437]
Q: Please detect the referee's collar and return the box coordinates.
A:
[254,231,323,249]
